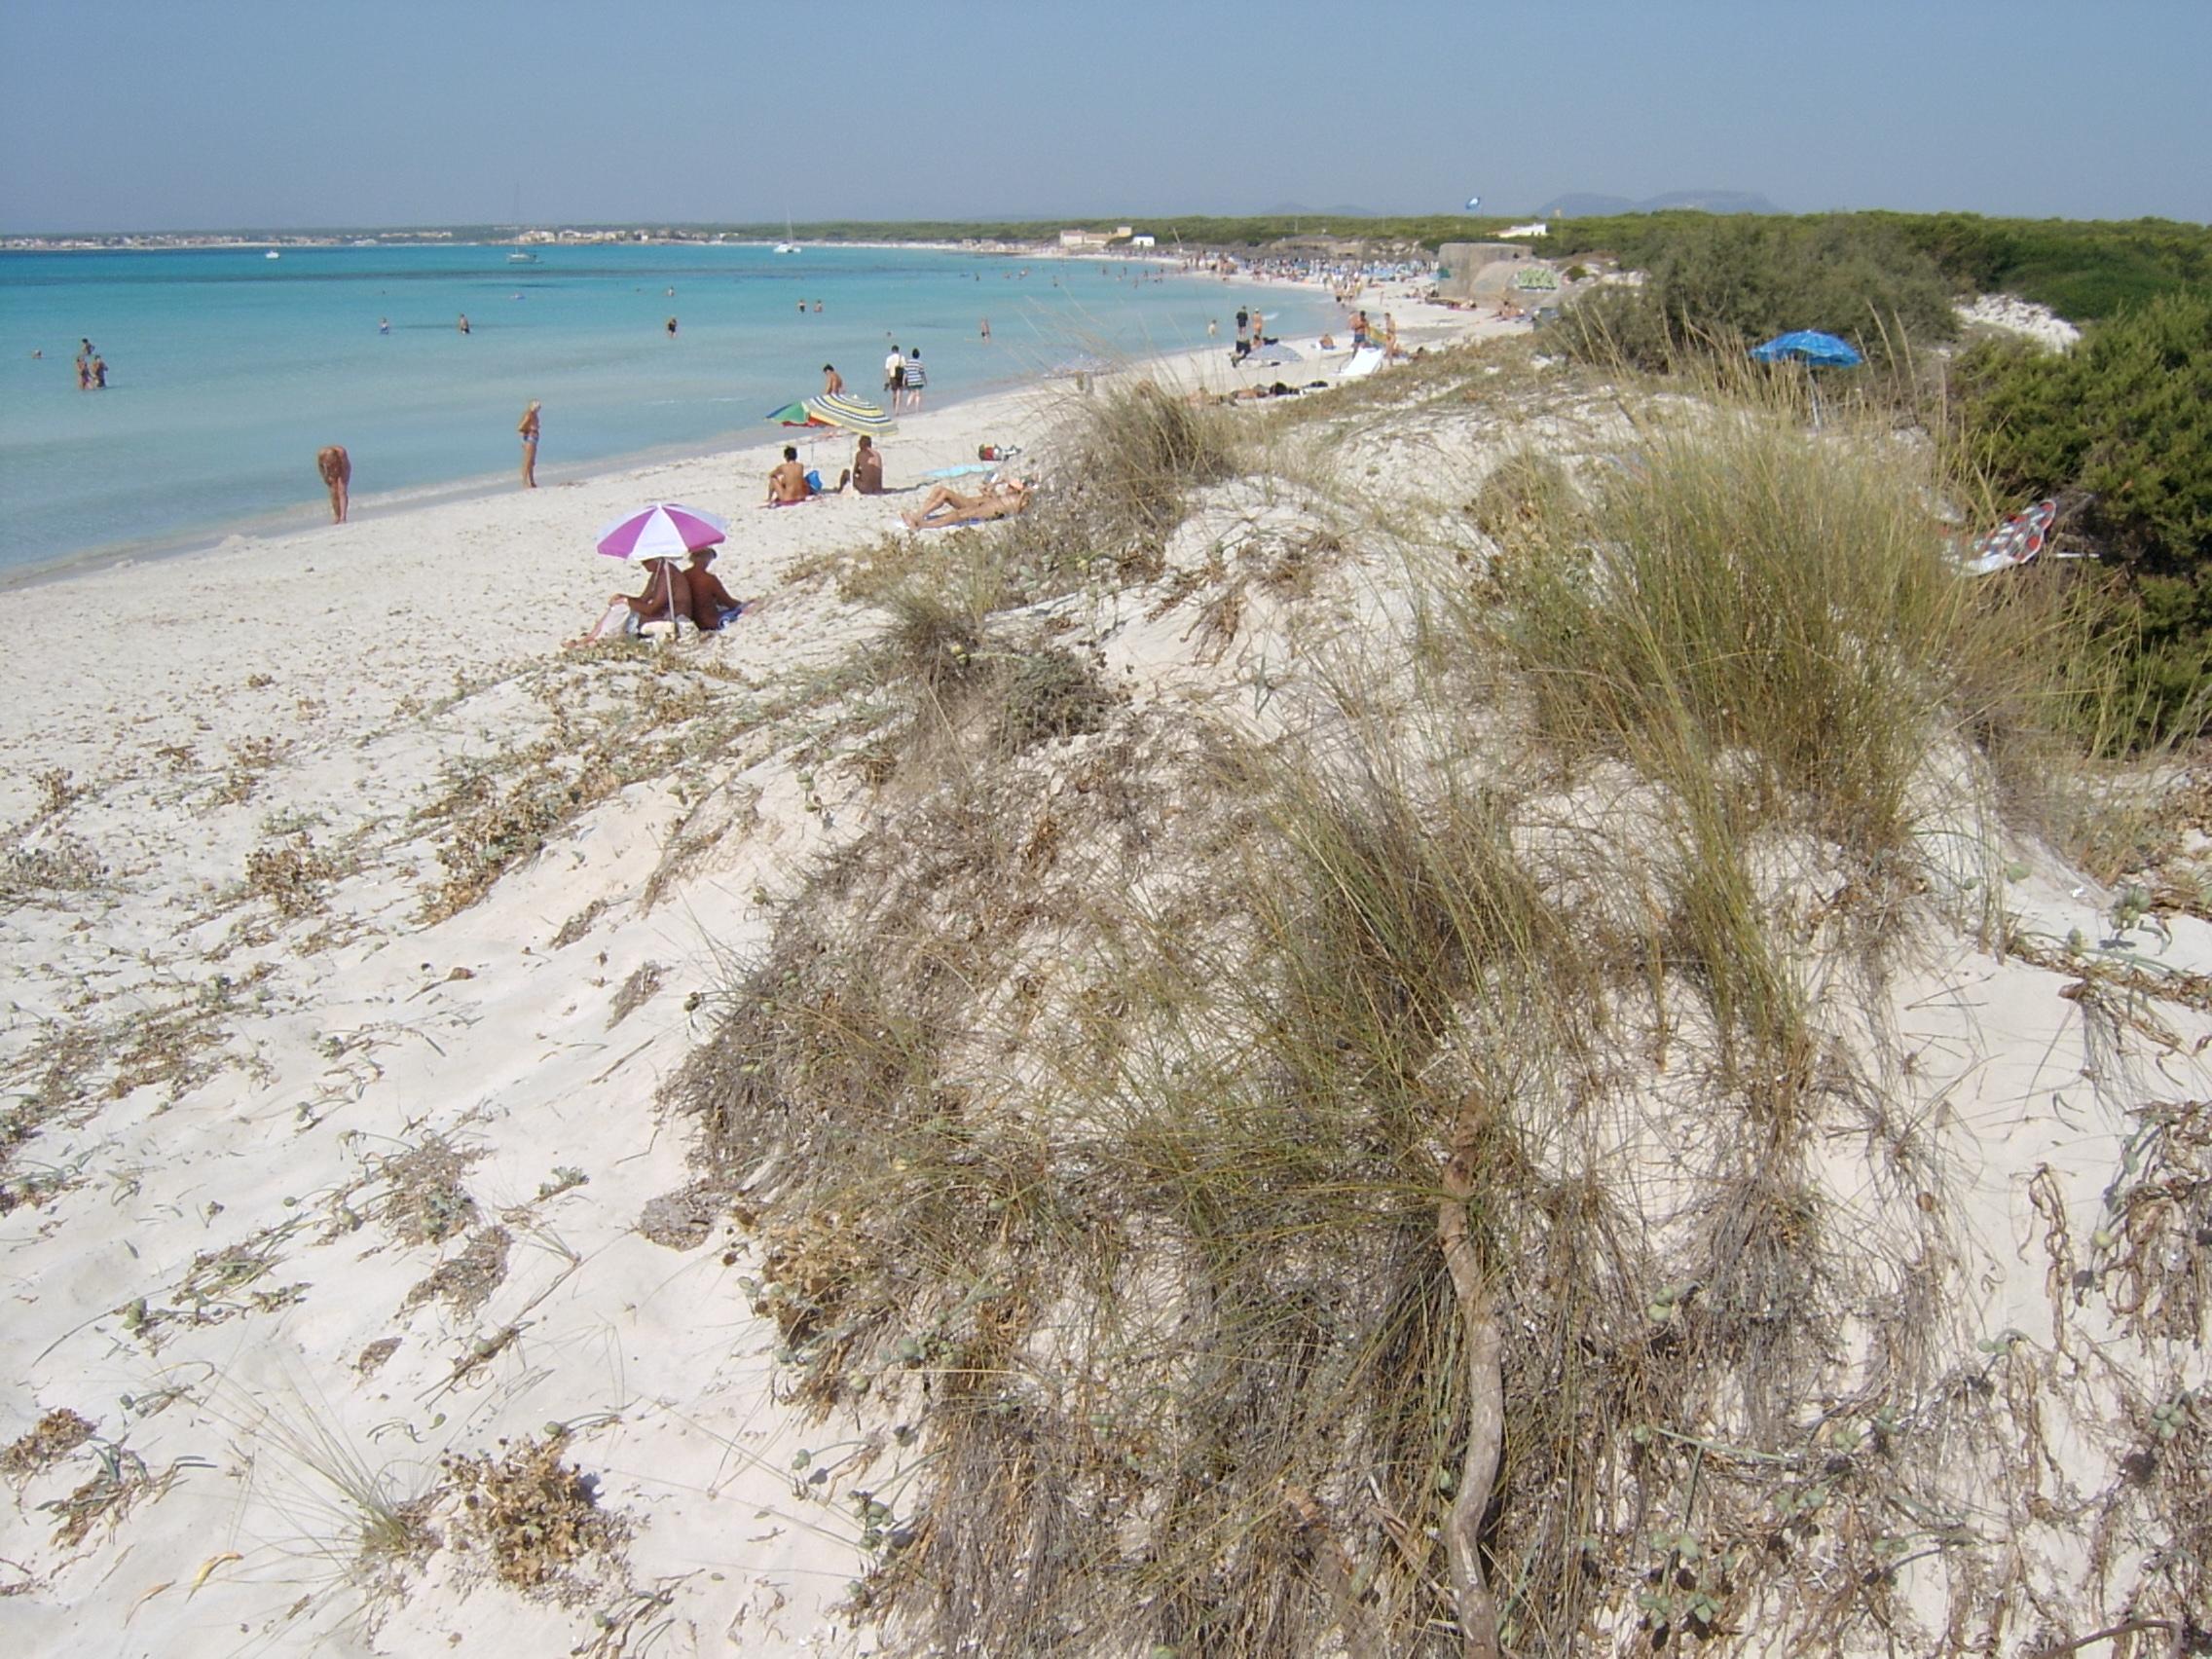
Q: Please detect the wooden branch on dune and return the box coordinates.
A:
[1438,1129,1504,1659]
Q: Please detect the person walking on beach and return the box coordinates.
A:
[883,344,905,413]
[903,348,927,410]
[1235,308,1249,353]
[822,363,844,395]
[518,401,541,488]
[316,445,351,523]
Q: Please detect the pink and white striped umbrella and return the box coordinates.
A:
[594,501,728,562]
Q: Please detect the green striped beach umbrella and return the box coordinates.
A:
[803,391,897,437]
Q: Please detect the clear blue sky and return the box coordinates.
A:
[5,0,2207,231]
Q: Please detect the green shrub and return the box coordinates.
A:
[1557,215,1955,371]
[1891,210,2212,321]
[1959,289,2212,737]
[1540,210,2212,324]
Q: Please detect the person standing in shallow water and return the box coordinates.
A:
[518,401,541,488]
[458,313,470,335]
[316,445,351,522]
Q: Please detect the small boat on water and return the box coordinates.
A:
[507,250,538,264]
[774,216,801,255]
[265,250,280,260]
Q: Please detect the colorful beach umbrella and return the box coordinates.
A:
[764,400,832,428]
[802,391,896,436]
[595,501,727,562]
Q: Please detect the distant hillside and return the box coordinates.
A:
[1538,189,1781,217]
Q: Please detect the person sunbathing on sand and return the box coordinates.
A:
[684,548,744,631]
[841,434,884,495]
[902,478,1030,530]
[767,444,814,504]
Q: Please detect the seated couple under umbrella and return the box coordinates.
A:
[576,548,743,644]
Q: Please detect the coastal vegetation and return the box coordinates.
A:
[1537,218,2209,743]
[660,367,2208,1654]
[1551,214,1958,368]
[1951,288,2212,734]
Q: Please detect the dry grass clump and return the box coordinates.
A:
[865,550,1124,765]
[880,585,985,696]
[402,1225,510,1316]
[993,647,1119,751]
[3,1408,96,1480]
[31,765,83,819]
[424,751,620,921]
[439,1432,624,1593]
[245,840,337,917]
[1465,448,1584,553]
[1,830,107,900]
[1478,418,1940,854]
[409,655,783,921]
[606,961,665,1028]
[369,1133,482,1246]
[2090,1096,2212,1346]
[1069,378,1241,539]
[0,1024,100,1211]
[985,379,1246,588]
[40,1439,167,1546]
[210,734,285,806]
[108,972,263,1102]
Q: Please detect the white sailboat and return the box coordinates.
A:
[774,216,801,255]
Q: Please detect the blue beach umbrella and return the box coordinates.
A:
[1750,330,1862,367]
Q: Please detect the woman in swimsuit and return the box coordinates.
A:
[518,401,541,488]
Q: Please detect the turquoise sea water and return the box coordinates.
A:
[0,243,1328,577]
